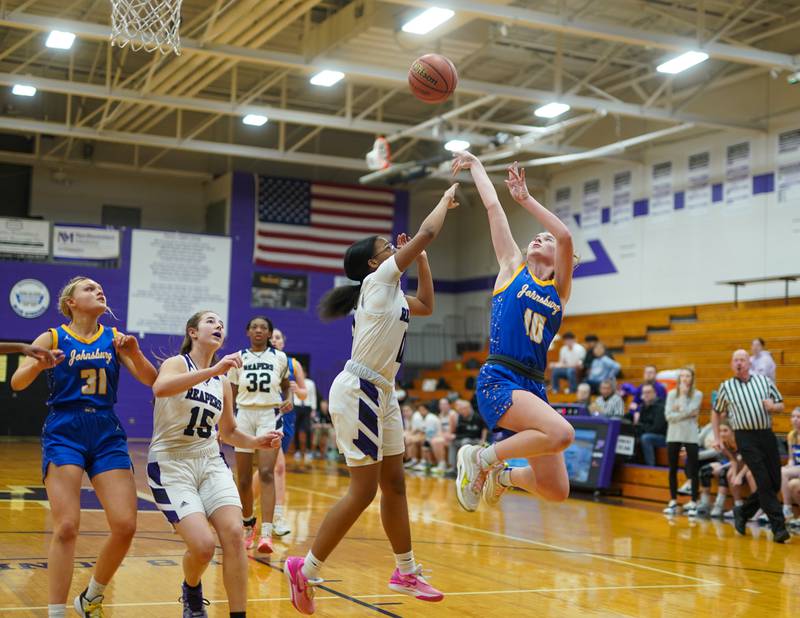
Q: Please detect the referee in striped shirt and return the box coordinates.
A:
[712,349,789,543]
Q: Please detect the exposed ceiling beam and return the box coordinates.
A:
[0,11,766,132]
[0,72,493,145]
[0,117,369,170]
[379,0,799,71]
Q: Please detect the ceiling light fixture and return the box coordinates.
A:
[401,8,455,35]
[656,51,709,74]
[45,30,76,50]
[534,102,570,119]
[242,114,268,127]
[310,70,345,87]
[444,139,470,152]
[12,84,36,97]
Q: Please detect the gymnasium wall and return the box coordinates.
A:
[0,171,408,437]
[29,165,209,232]
[407,112,800,324]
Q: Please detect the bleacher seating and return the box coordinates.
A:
[406,297,800,501]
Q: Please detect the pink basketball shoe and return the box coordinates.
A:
[388,566,444,602]
[284,556,317,615]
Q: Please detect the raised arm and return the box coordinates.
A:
[399,232,434,317]
[452,152,522,274]
[393,184,459,273]
[152,353,242,398]
[0,341,64,366]
[506,162,575,302]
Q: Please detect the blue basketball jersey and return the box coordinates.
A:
[47,324,120,411]
[488,263,563,371]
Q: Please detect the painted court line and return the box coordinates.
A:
[288,484,723,586]
[0,583,722,611]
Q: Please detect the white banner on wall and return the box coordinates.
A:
[554,187,572,223]
[686,151,711,211]
[127,230,232,335]
[777,128,800,204]
[0,217,49,257]
[725,141,751,206]
[581,179,601,228]
[612,171,632,224]
[53,225,120,260]
[650,161,673,216]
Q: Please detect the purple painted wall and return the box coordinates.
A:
[0,172,408,438]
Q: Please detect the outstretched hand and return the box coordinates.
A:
[24,344,65,368]
[211,352,242,376]
[442,183,459,209]
[451,151,480,176]
[505,161,531,203]
[397,233,427,261]
[113,333,140,356]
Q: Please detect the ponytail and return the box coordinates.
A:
[317,235,378,320]
[318,284,362,320]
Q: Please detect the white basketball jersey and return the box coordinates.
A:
[227,347,288,408]
[150,354,224,458]
[350,256,409,382]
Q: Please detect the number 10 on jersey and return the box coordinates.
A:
[524,309,545,343]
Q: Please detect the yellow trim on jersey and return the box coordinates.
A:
[49,328,58,350]
[62,324,105,344]
[527,266,555,288]
[112,327,119,339]
[492,263,526,296]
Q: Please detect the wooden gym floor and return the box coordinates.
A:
[0,441,797,617]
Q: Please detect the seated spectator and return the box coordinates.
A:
[575,382,592,411]
[582,334,600,376]
[312,399,336,460]
[404,404,428,469]
[696,420,737,517]
[589,380,625,418]
[550,331,586,394]
[421,407,443,472]
[635,384,667,466]
[663,368,703,516]
[749,337,776,383]
[781,407,800,523]
[585,343,621,394]
[451,398,487,461]
[628,365,667,416]
[430,398,459,475]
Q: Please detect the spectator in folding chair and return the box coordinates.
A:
[589,380,624,419]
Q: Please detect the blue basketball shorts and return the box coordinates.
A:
[475,362,549,430]
[41,408,132,481]
[280,410,296,453]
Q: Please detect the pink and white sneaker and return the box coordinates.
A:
[256,535,274,554]
[388,565,444,602]
[243,524,257,549]
[284,556,317,615]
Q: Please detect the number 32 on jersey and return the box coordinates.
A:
[524,309,546,344]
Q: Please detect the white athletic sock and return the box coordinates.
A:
[498,468,513,488]
[479,445,499,469]
[274,504,284,520]
[394,550,417,575]
[734,499,744,507]
[261,522,273,538]
[86,577,106,601]
[48,604,66,618]
[301,550,324,581]
[699,493,711,507]
[714,493,726,508]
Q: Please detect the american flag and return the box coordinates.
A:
[254,176,396,273]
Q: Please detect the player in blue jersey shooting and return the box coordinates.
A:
[11,276,157,618]
[450,152,576,513]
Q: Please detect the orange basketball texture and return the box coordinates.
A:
[408,54,458,103]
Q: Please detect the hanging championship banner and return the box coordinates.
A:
[581,179,601,229]
[777,128,800,204]
[554,187,572,223]
[612,171,632,224]
[686,152,711,211]
[725,141,751,206]
[650,161,673,216]
[0,217,49,258]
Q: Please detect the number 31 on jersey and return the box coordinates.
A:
[524,309,545,343]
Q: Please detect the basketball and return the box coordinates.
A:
[408,53,458,103]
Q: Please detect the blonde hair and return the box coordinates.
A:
[58,276,117,321]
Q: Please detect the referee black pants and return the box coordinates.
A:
[734,429,786,531]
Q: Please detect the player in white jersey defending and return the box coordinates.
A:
[284,183,459,615]
[149,310,282,618]
[227,315,292,554]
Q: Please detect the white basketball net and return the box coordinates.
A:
[109,0,183,55]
